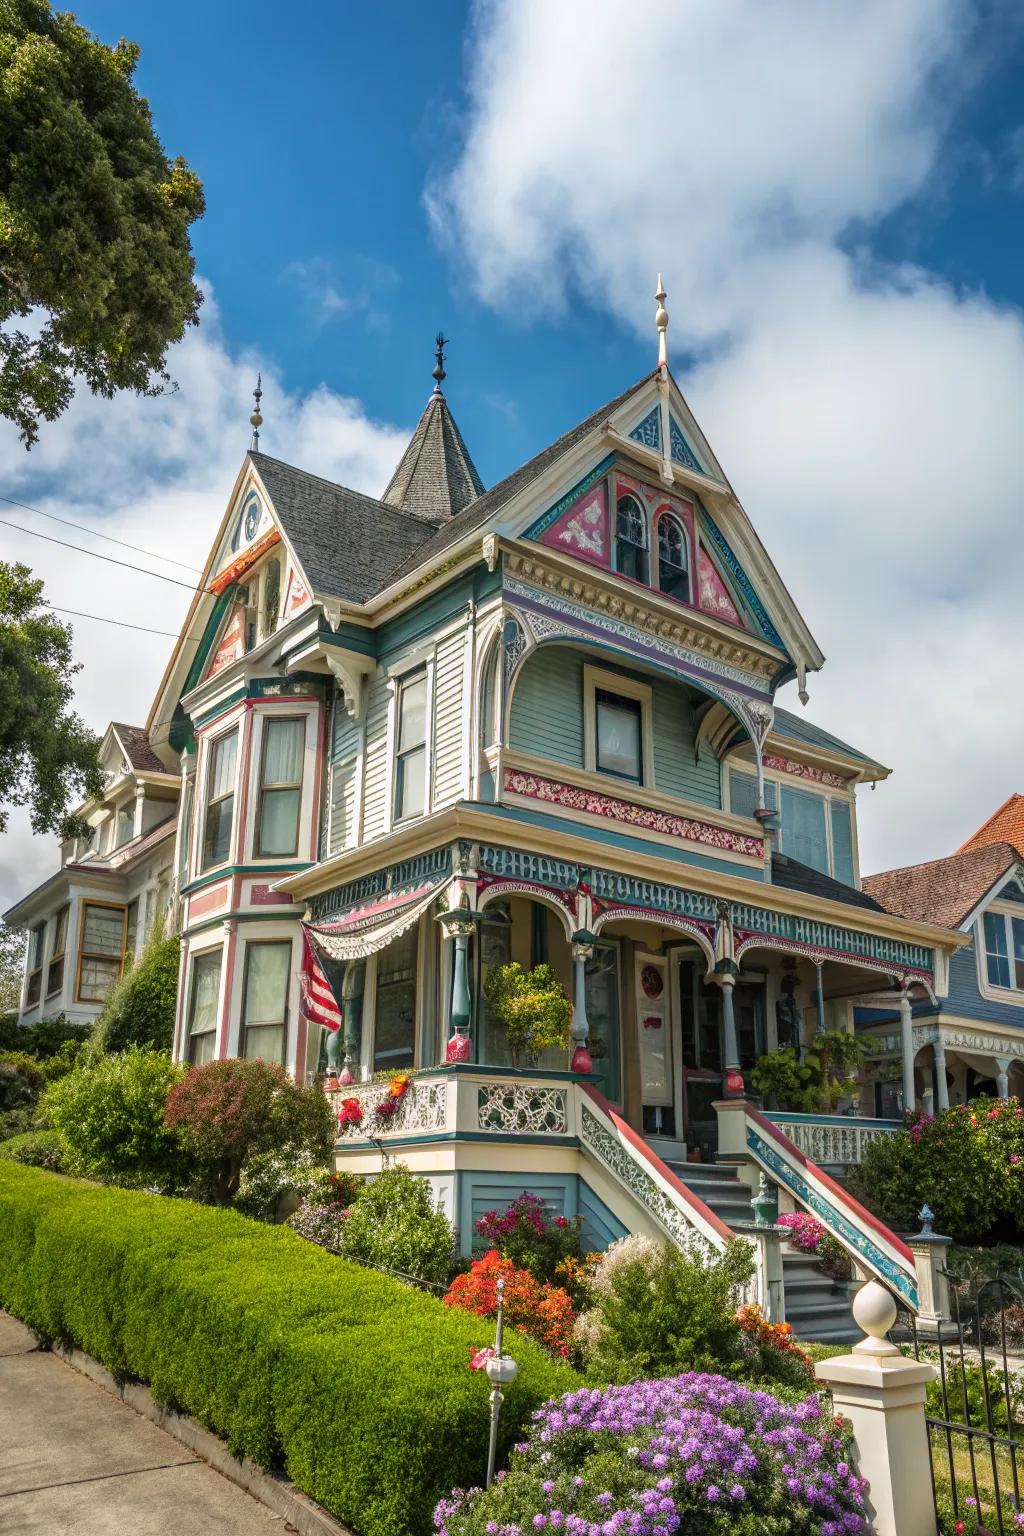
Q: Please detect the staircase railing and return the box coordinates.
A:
[763,1111,900,1170]
[716,1098,919,1310]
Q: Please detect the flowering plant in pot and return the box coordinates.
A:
[482,961,572,1067]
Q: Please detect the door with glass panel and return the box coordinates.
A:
[636,953,674,1136]
[585,940,621,1102]
[241,941,291,1064]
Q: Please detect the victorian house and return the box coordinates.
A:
[6,298,966,1336]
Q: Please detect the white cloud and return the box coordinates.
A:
[0,287,410,911]
[433,0,1024,875]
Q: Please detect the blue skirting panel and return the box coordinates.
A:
[456,1171,627,1256]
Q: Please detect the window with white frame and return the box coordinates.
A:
[256,716,304,857]
[26,923,45,1006]
[614,494,649,584]
[186,949,222,1064]
[657,513,690,602]
[46,905,69,996]
[76,903,126,1003]
[202,729,238,870]
[241,941,291,1063]
[983,909,1024,992]
[393,670,427,822]
[584,667,652,788]
[114,803,134,848]
[727,766,856,884]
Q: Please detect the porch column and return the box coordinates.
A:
[995,1054,1013,1100]
[713,961,743,1097]
[438,902,480,1063]
[334,961,363,1085]
[932,1037,949,1111]
[898,991,915,1114]
[569,930,595,1074]
[814,961,826,1035]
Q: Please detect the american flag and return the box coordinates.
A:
[299,931,342,1032]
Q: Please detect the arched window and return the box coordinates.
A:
[657,514,690,602]
[615,495,648,583]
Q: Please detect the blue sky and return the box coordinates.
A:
[1,0,1023,906]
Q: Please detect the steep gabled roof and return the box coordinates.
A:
[110,723,168,776]
[249,452,438,604]
[382,389,484,522]
[957,793,1024,860]
[863,842,1019,931]
[771,707,887,774]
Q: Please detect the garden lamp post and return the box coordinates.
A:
[485,1277,518,1489]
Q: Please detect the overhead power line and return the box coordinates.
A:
[44,602,198,639]
[0,492,203,574]
[0,517,207,593]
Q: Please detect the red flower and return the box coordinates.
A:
[468,1346,495,1370]
[375,1097,398,1120]
[337,1097,363,1126]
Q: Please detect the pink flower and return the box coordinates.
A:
[468,1346,495,1370]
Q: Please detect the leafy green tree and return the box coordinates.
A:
[0,921,25,1014]
[91,925,179,1054]
[0,0,204,445]
[42,1045,187,1188]
[483,961,572,1066]
[0,562,103,838]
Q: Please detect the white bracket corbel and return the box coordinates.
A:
[482,534,499,573]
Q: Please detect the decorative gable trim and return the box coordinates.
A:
[523,455,615,543]
[628,406,661,452]
[698,508,785,650]
[209,527,282,596]
[669,416,702,473]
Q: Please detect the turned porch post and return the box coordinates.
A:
[713,962,743,1097]
[996,1054,1013,1100]
[569,930,596,1073]
[932,1035,949,1111]
[898,991,915,1114]
[438,902,480,1063]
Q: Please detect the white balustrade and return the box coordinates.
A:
[765,1115,899,1168]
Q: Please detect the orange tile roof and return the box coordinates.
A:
[863,842,1018,931]
[957,793,1024,860]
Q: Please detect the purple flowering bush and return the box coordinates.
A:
[434,1373,870,1536]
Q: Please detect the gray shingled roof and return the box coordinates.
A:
[772,706,885,771]
[250,452,437,604]
[771,852,885,912]
[378,372,658,593]
[111,723,169,775]
[382,390,485,522]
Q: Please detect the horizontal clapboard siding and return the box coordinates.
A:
[432,630,465,807]
[328,704,361,857]
[650,675,720,808]
[578,1180,629,1252]
[945,936,1024,1030]
[360,673,391,841]
[509,648,585,767]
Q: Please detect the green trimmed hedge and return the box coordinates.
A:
[0,1164,574,1535]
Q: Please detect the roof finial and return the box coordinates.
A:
[655,275,669,370]
[249,373,263,451]
[432,333,448,395]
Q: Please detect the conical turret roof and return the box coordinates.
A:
[382,387,485,523]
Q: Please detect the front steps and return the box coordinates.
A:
[659,1153,862,1345]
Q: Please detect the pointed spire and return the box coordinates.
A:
[382,337,484,522]
[249,373,263,451]
[432,332,448,395]
[655,275,669,369]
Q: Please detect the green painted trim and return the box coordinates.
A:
[192,687,247,732]
[442,1064,599,1083]
[184,589,235,695]
[180,861,314,896]
[764,1112,900,1131]
[184,906,305,937]
[523,455,615,540]
[318,623,377,659]
[377,570,478,662]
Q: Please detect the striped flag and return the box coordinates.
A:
[299,932,342,1033]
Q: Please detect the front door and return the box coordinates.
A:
[635,953,675,1136]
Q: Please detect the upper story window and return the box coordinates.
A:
[983,910,1024,992]
[114,803,134,849]
[77,902,126,1003]
[595,690,643,783]
[241,940,291,1064]
[657,514,690,603]
[394,670,427,822]
[256,717,304,857]
[202,729,238,870]
[728,767,857,885]
[26,923,45,1007]
[46,905,69,997]
[186,949,222,1064]
[615,495,648,584]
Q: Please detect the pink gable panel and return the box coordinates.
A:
[540,483,610,568]
[698,549,742,626]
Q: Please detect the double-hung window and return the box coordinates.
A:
[241,941,290,1064]
[26,924,45,1006]
[983,910,1024,991]
[187,950,222,1064]
[256,717,304,856]
[657,514,690,602]
[114,804,134,848]
[77,903,126,1002]
[202,730,238,869]
[46,905,69,997]
[615,495,648,584]
[595,690,644,783]
[394,671,427,822]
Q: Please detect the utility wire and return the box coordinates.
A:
[0,517,207,593]
[0,492,203,574]
[44,602,199,640]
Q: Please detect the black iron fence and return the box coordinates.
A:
[900,1265,1024,1535]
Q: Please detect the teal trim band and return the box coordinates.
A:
[746,1125,918,1306]
[764,1112,901,1131]
[318,623,376,659]
[192,688,247,731]
[184,905,305,937]
[180,861,314,896]
[524,455,615,541]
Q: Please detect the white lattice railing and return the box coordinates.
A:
[763,1113,900,1169]
[328,1068,578,1142]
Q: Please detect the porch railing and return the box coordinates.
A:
[763,1111,901,1169]
[327,1065,580,1145]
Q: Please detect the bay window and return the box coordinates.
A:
[256,717,304,856]
[76,903,126,1003]
[186,949,222,1064]
[26,924,45,1006]
[46,905,69,996]
[983,910,1024,992]
[202,729,238,869]
[241,941,291,1064]
[393,671,427,822]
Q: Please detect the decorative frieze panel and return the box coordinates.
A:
[698,511,786,651]
[309,848,451,924]
[628,407,661,451]
[477,1083,569,1135]
[503,768,765,859]
[669,417,702,473]
[477,846,581,893]
[331,1078,449,1139]
[592,870,719,924]
[762,753,849,790]
[733,908,933,982]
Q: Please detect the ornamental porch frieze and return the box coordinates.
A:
[866,1025,1024,1060]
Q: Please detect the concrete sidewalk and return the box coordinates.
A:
[0,1314,288,1535]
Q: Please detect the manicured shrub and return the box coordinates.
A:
[91,928,179,1054]
[43,1047,187,1189]
[846,1098,1023,1243]
[734,1303,816,1387]
[0,1014,92,1059]
[475,1190,583,1282]
[340,1162,456,1285]
[233,1147,342,1221]
[434,1372,868,1535]
[0,1128,64,1169]
[444,1250,577,1357]
[0,1163,574,1536]
[164,1057,334,1204]
[777,1211,853,1282]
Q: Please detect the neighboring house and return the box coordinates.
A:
[3,318,966,1335]
[4,723,180,1025]
[860,815,1024,1114]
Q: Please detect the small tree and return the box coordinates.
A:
[483,962,572,1066]
[164,1058,334,1204]
[340,1162,456,1286]
[0,922,26,1015]
[43,1046,186,1188]
[91,926,179,1054]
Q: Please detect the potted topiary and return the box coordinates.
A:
[483,962,572,1068]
